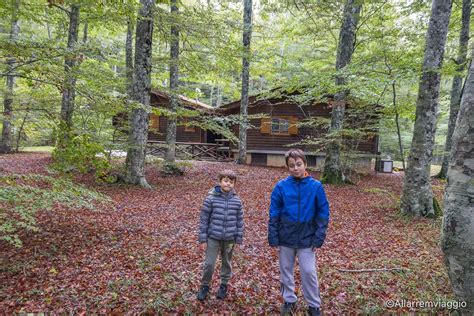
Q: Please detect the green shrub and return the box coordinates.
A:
[52,134,113,182]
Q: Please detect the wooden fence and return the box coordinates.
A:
[146,141,231,161]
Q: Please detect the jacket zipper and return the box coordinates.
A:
[222,195,229,239]
[297,180,300,223]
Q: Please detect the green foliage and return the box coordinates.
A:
[433,197,442,218]
[52,134,113,182]
[0,174,110,247]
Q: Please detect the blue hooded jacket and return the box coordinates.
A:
[268,175,330,249]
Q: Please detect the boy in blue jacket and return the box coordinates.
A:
[268,149,330,316]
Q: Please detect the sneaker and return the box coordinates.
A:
[216,284,228,299]
[308,306,321,316]
[280,302,296,315]
[197,285,209,301]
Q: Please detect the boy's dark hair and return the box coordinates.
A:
[218,169,237,182]
[285,149,307,166]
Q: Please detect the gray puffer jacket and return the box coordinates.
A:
[198,186,244,244]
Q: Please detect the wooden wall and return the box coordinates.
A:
[148,93,203,143]
[224,99,378,154]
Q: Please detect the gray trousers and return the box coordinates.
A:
[279,246,321,308]
[201,238,235,286]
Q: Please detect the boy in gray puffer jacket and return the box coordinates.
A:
[197,169,244,301]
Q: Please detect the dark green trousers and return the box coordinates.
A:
[201,238,235,286]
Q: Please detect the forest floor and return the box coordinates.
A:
[0,153,454,314]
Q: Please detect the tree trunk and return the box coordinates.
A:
[322,0,361,184]
[441,49,474,313]
[216,85,223,107]
[15,106,29,152]
[126,17,134,98]
[58,4,80,147]
[400,0,452,217]
[82,21,88,43]
[1,0,20,154]
[393,82,405,170]
[45,6,52,40]
[209,85,214,107]
[437,0,471,179]
[165,0,179,163]
[125,0,154,187]
[237,0,252,164]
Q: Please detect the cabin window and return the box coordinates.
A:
[184,117,196,132]
[260,116,298,135]
[271,118,289,135]
[149,114,160,130]
[307,155,317,167]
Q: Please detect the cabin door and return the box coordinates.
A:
[205,131,220,143]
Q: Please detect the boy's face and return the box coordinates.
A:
[219,177,235,192]
[287,157,307,179]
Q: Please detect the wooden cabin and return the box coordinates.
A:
[113,90,231,160]
[115,89,379,169]
[216,94,379,170]
[145,90,232,160]
[147,90,215,143]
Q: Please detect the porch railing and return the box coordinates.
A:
[146,140,231,161]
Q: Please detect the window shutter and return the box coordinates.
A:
[149,114,159,130]
[260,117,271,134]
[185,125,196,132]
[288,116,298,135]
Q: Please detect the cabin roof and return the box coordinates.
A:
[151,90,214,111]
[217,90,383,113]
[216,89,316,112]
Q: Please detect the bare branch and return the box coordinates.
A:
[50,3,71,15]
[0,74,60,87]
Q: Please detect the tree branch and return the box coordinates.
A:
[3,55,64,75]
[356,1,389,33]
[0,74,60,87]
[51,3,71,15]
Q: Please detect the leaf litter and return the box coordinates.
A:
[0,153,452,313]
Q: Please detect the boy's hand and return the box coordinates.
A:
[198,242,206,251]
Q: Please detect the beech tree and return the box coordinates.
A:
[441,47,474,313]
[125,0,155,187]
[437,0,471,179]
[0,0,20,154]
[322,0,361,184]
[400,0,452,217]
[165,0,179,163]
[126,17,134,98]
[237,0,252,164]
[58,4,80,147]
